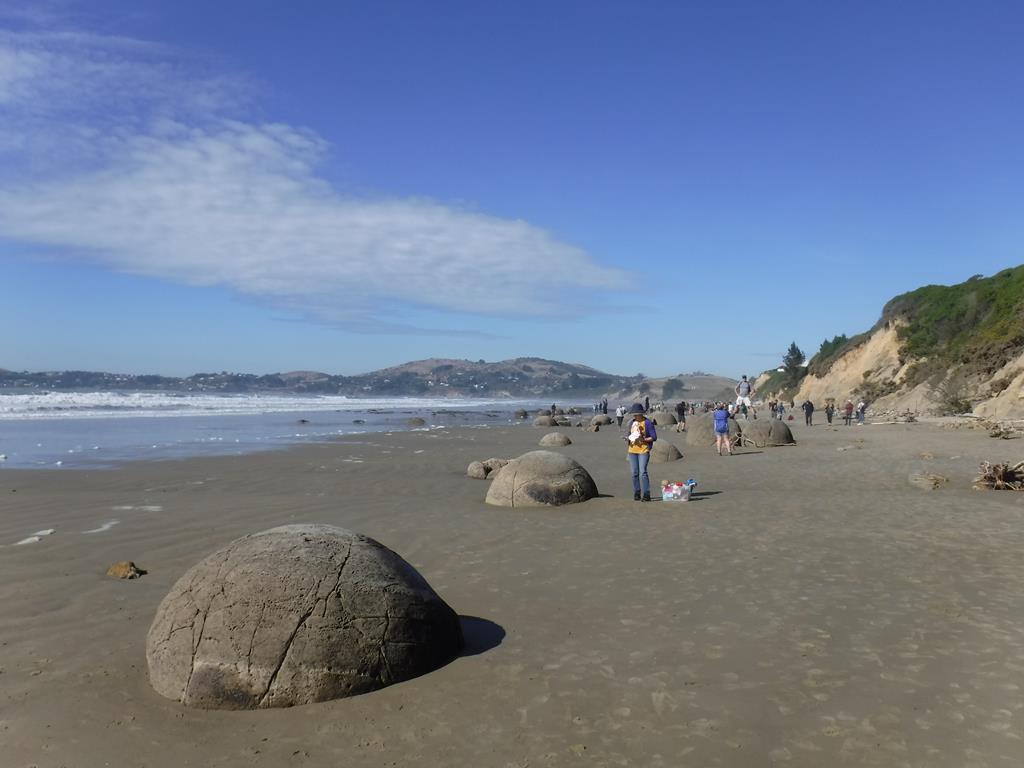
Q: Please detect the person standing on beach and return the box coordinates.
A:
[844,399,854,426]
[856,400,867,424]
[824,402,835,424]
[624,403,656,501]
[713,402,733,456]
[643,395,650,413]
[675,400,687,428]
[776,401,785,420]
[615,404,626,427]
[802,399,815,426]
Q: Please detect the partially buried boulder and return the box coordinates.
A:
[650,411,677,426]
[533,416,558,427]
[767,419,796,445]
[482,457,508,474]
[486,450,598,508]
[468,458,508,479]
[407,417,427,427]
[146,524,463,710]
[538,432,572,447]
[651,441,683,463]
[591,415,613,426]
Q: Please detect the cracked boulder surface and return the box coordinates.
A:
[485,450,598,508]
[145,524,463,710]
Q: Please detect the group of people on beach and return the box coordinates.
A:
[615,374,872,501]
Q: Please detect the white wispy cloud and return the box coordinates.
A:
[0,23,622,332]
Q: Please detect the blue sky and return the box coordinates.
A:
[1,1,1021,378]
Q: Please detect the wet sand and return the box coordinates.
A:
[2,419,1023,767]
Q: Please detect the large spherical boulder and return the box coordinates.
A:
[736,419,772,447]
[539,432,572,447]
[146,525,463,710]
[485,450,598,508]
[533,416,558,427]
[651,441,683,462]
[591,414,613,426]
[650,411,677,426]
[685,413,728,447]
[768,419,796,445]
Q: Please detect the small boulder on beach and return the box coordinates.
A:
[467,461,488,479]
[146,524,463,710]
[591,415,613,426]
[106,560,146,579]
[486,451,598,508]
[650,412,677,426]
[651,441,683,463]
[407,417,427,427]
[533,416,558,427]
[539,432,572,447]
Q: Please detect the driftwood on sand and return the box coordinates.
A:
[973,460,1024,491]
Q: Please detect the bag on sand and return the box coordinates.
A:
[661,480,696,501]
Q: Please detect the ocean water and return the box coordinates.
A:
[0,391,547,469]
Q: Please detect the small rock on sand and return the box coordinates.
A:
[908,473,948,490]
[107,561,146,579]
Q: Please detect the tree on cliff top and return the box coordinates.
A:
[782,342,806,389]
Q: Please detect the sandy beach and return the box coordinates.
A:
[2,418,1023,767]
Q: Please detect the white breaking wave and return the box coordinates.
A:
[0,391,521,421]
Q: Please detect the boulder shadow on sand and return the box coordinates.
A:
[458,616,506,656]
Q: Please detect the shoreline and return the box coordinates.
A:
[3,420,1023,766]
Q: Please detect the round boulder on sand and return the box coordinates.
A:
[486,450,598,508]
[768,419,796,445]
[685,413,724,447]
[539,432,572,447]
[735,419,772,447]
[651,441,683,463]
[146,524,463,710]
[467,461,488,479]
[533,416,558,427]
[407,417,427,427]
[650,411,677,426]
[590,414,613,426]
[482,457,508,474]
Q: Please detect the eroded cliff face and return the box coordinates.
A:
[794,325,907,405]
[774,323,1024,417]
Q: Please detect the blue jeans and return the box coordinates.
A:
[628,452,650,495]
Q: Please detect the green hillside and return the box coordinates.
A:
[809,265,1024,386]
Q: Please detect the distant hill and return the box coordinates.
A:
[756,265,1024,417]
[0,358,734,401]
